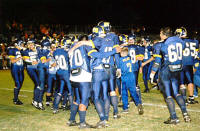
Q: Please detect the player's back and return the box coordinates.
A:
[160,36,185,71]
[182,38,199,66]
[119,56,134,80]
[53,48,69,72]
[69,45,91,73]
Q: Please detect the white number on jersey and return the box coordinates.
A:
[55,55,67,70]
[183,42,196,57]
[69,49,84,67]
[29,52,37,62]
[102,47,113,63]
[168,43,183,63]
[16,51,23,65]
[129,49,136,63]
[74,49,83,66]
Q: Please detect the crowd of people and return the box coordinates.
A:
[7,21,200,129]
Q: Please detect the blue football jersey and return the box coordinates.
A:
[182,38,199,66]
[143,45,153,62]
[69,44,92,73]
[53,48,70,71]
[119,56,135,80]
[152,36,186,72]
[37,47,50,64]
[47,55,57,74]
[22,49,39,68]
[127,44,143,71]
[8,48,23,66]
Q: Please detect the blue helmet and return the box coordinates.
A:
[98,21,111,33]
[41,39,50,47]
[143,36,150,42]
[92,26,106,37]
[15,40,25,47]
[27,38,36,44]
[71,35,79,43]
[119,34,128,45]
[128,34,136,40]
[61,37,72,48]
[175,27,187,38]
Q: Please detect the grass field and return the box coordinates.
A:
[0,70,200,131]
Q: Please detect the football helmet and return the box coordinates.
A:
[175,27,187,37]
[98,21,111,33]
[119,34,128,45]
[92,26,106,38]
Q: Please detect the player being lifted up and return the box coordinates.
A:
[150,27,191,124]
[98,21,121,119]
[175,27,199,104]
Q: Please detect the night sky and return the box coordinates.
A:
[1,0,200,27]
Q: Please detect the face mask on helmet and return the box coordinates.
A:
[15,40,25,49]
[92,26,106,38]
[41,39,50,49]
[119,34,128,45]
[98,21,111,33]
[175,27,187,38]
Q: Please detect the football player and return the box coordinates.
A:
[8,40,25,105]
[23,39,40,108]
[37,39,51,110]
[98,21,121,119]
[118,47,143,114]
[46,42,57,107]
[175,27,199,104]
[52,39,72,113]
[140,37,153,93]
[150,27,191,124]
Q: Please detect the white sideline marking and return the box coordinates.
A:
[0,88,33,93]
[143,103,200,113]
[18,95,28,98]
[1,87,200,113]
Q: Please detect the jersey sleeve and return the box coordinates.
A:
[151,42,162,72]
[91,38,101,50]
[87,45,117,59]
[136,46,144,58]
[8,48,15,58]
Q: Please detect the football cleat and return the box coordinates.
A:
[113,113,121,119]
[53,109,59,114]
[121,109,129,114]
[13,99,23,105]
[67,120,79,126]
[188,98,197,104]
[143,89,150,93]
[32,100,38,108]
[164,117,180,125]
[46,101,50,106]
[138,104,144,115]
[38,103,45,110]
[183,113,191,123]
[79,122,94,129]
[93,120,106,129]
